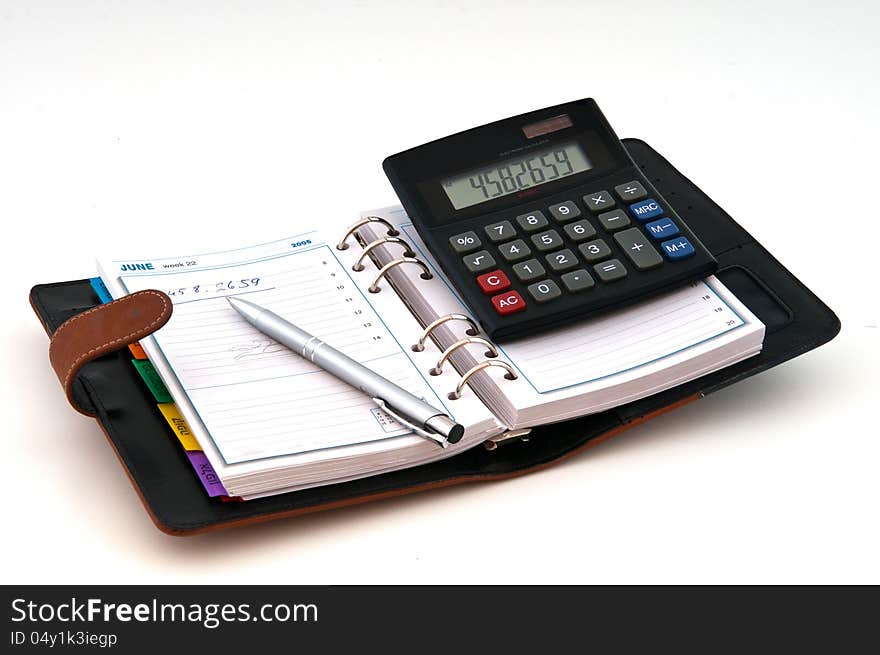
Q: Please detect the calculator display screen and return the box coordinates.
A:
[440,142,593,210]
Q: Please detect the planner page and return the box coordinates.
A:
[357,207,765,429]
[97,229,501,497]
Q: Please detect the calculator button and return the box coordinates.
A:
[527,279,562,303]
[561,269,595,293]
[629,198,663,221]
[548,200,581,222]
[545,248,579,272]
[449,231,482,254]
[597,209,631,232]
[512,258,546,282]
[593,258,628,282]
[578,239,612,262]
[498,239,532,262]
[660,237,696,260]
[530,229,563,252]
[583,190,615,212]
[463,250,496,273]
[614,181,648,202]
[490,290,527,316]
[563,219,596,242]
[476,270,511,294]
[515,210,549,232]
[484,220,516,243]
[613,227,663,271]
[644,218,679,241]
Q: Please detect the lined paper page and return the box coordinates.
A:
[100,236,446,465]
[498,280,745,393]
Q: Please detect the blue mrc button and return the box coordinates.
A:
[629,198,663,221]
[644,218,679,240]
[661,237,695,260]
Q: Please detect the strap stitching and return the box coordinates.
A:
[50,290,171,406]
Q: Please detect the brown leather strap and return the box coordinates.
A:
[49,290,173,416]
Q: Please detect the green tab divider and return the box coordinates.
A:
[131,359,173,403]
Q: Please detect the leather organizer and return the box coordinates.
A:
[29,139,840,535]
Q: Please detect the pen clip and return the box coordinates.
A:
[372,397,448,448]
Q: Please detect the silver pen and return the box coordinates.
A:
[226,296,464,447]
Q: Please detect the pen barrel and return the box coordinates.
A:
[253,310,451,432]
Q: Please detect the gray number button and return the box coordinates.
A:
[578,239,612,262]
[561,269,595,293]
[548,200,581,222]
[594,258,627,282]
[583,190,615,212]
[563,219,596,242]
[527,279,562,303]
[545,248,579,272]
[515,210,549,232]
[598,209,631,232]
[484,220,516,243]
[463,250,496,273]
[613,227,663,270]
[512,258,546,282]
[449,231,482,254]
[530,229,563,252]
[498,239,531,262]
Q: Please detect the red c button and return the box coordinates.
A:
[477,269,511,294]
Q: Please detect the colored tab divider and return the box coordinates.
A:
[131,359,173,403]
[89,276,148,359]
[156,402,228,498]
[157,403,201,451]
[185,451,228,497]
[88,276,113,304]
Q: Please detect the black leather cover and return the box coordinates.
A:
[29,139,840,534]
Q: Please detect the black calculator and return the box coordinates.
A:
[383,99,717,341]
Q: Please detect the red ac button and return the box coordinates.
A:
[477,269,511,294]
[490,290,527,316]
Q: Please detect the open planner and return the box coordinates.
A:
[32,138,839,533]
[96,206,765,500]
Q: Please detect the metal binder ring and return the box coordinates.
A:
[449,360,518,400]
[430,337,498,376]
[368,257,433,293]
[412,314,479,352]
[352,236,416,271]
[336,216,400,250]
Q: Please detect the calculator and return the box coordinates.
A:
[383,99,717,341]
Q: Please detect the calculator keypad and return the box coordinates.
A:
[444,177,710,324]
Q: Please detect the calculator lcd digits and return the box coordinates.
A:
[383,99,717,340]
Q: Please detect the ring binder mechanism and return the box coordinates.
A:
[352,236,415,271]
[449,360,518,400]
[336,216,399,250]
[430,337,498,376]
[368,257,432,293]
[412,314,479,352]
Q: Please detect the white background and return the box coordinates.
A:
[1,1,877,584]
